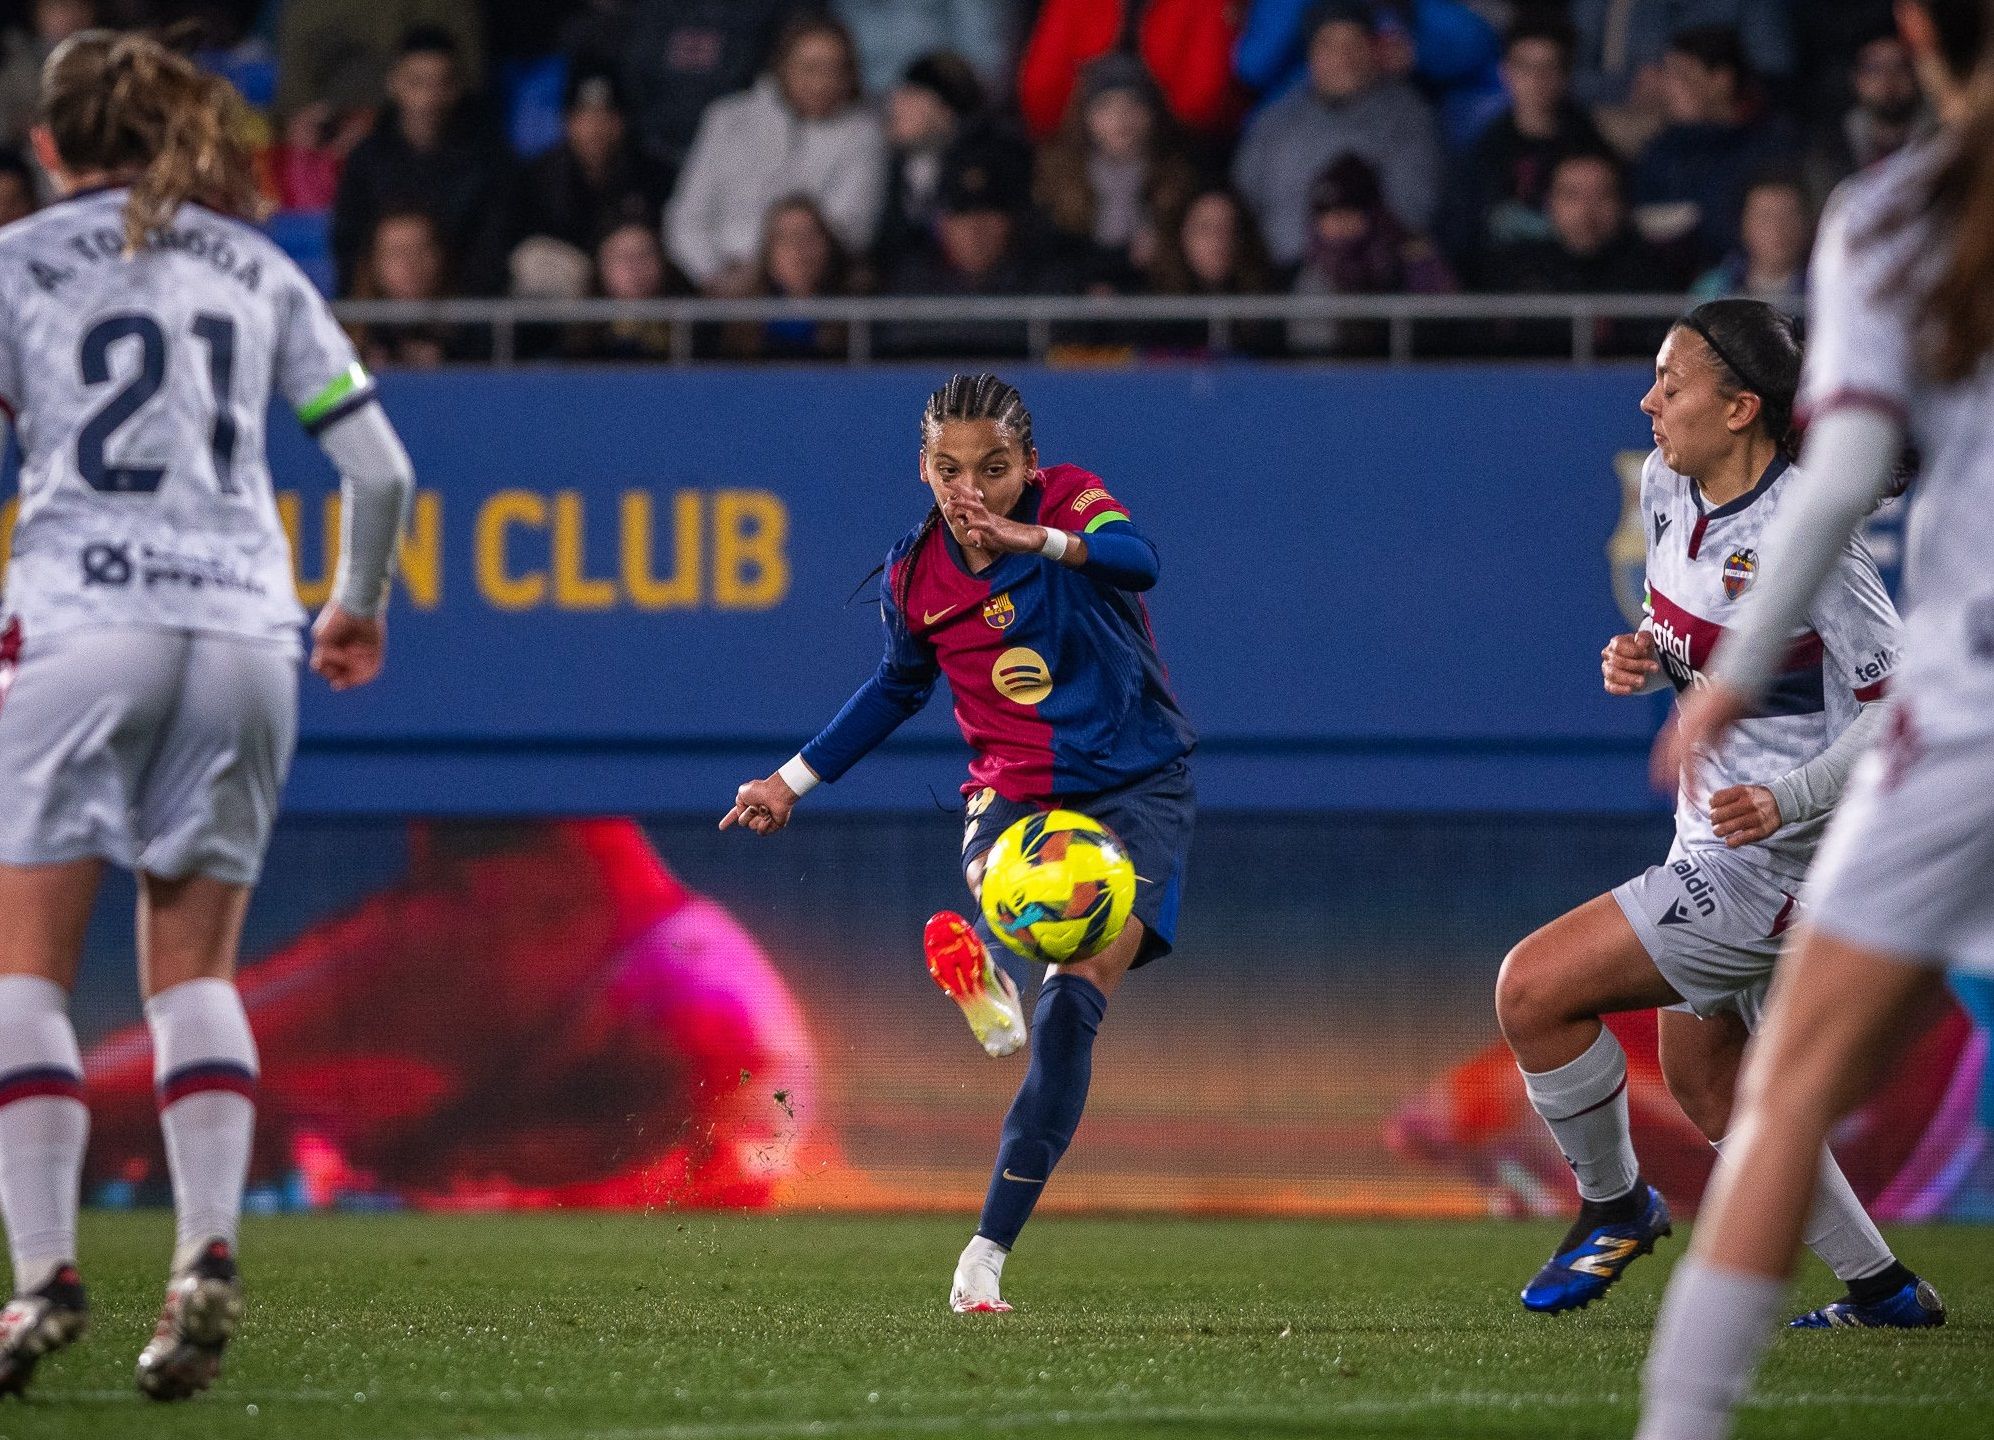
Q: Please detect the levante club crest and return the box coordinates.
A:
[983,592,1016,629]
[1723,548,1757,600]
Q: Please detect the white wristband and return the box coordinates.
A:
[1039,527,1071,562]
[777,754,820,797]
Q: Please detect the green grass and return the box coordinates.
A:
[5,1213,1989,1439]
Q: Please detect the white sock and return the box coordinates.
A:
[0,975,89,1295]
[146,978,258,1270]
[1520,1028,1640,1202]
[963,1234,1009,1272]
[1638,1256,1785,1440]
[1713,1134,1893,1284]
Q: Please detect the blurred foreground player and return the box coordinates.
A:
[1641,3,1994,1434]
[1495,301,1939,1325]
[724,373,1195,1312]
[0,33,413,1399]
[0,33,414,1396]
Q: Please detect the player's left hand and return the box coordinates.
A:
[942,480,1040,555]
[1709,784,1781,846]
[310,605,385,691]
[1652,680,1753,804]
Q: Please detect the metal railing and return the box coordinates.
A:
[330,292,1765,367]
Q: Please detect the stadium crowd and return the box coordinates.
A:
[0,0,1928,359]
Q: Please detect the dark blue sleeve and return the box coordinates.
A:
[800,582,939,783]
[1077,518,1160,592]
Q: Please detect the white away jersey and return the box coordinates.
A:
[1641,450,1900,879]
[1802,140,1994,743]
[0,188,375,644]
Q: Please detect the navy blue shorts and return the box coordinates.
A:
[960,760,1195,968]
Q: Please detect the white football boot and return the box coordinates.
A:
[949,1235,1012,1313]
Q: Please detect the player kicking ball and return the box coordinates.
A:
[724,374,1195,1312]
[1493,301,1942,1327]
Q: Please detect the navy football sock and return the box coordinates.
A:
[976,973,1107,1250]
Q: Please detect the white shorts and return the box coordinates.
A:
[1612,844,1800,1025]
[0,624,297,885]
[1806,737,1994,975]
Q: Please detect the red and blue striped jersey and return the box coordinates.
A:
[801,463,1195,802]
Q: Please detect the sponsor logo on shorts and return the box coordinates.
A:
[1722,548,1757,601]
[1668,859,1718,919]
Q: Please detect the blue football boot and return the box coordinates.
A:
[1789,1277,1946,1330]
[1521,1184,1673,1313]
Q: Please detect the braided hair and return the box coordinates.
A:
[1674,299,1802,461]
[890,374,1036,618]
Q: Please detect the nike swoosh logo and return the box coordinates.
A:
[1000,1169,1045,1185]
[923,604,961,625]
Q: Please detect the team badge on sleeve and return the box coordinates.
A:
[1722,549,1757,601]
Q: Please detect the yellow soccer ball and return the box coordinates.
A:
[979,810,1136,965]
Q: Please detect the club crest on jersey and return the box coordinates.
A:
[982,592,1016,630]
[1722,549,1757,600]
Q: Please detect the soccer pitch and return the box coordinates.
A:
[19,1213,1992,1438]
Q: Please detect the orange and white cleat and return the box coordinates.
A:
[924,912,1027,1058]
[949,1236,1012,1314]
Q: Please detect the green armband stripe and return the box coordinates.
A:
[297,362,372,427]
[1083,510,1131,533]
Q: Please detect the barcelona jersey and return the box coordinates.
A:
[801,463,1195,803]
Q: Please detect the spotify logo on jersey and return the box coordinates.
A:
[992,647,1053,705]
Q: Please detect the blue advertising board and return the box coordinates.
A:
[4,364,1672,814]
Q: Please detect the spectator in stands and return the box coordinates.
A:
[1689,173,1810,306]
[1803,29,1927,207]
[1441,18,1608,265]
[0,0,93,152]
[269,96,374,213]
[882,132,1077,356]
[569,219,683,362]
[1632,25,1800,269]
[1139,184,1282,355]
[1790,0,1896,126]
[1235,0,1505,146]
[1017,0,1242,143]
[832,0,1022,98]
[1569,1,1795,115]
[722,196,857,360]
[666,13,886,296]
[879,51,989,265]
[331,27,517,296]
[276,0,484,122]
[1035,53,1199,287]
[0,150,39,227]
[518,68,669,255]
[1232,1,1443,270]
[1476,148,1672,356]
[1288,154,1454,354]
[620,0,805,171]
[1146,185,1278,296]
[349,210,482,367]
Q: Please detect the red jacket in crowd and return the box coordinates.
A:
[1017,0,1244,141]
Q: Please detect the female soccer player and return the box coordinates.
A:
[1640,3,1994,1434]
[1493,300,1941,1325]
[0,33,412,1400]
[723,373,1195,1312]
